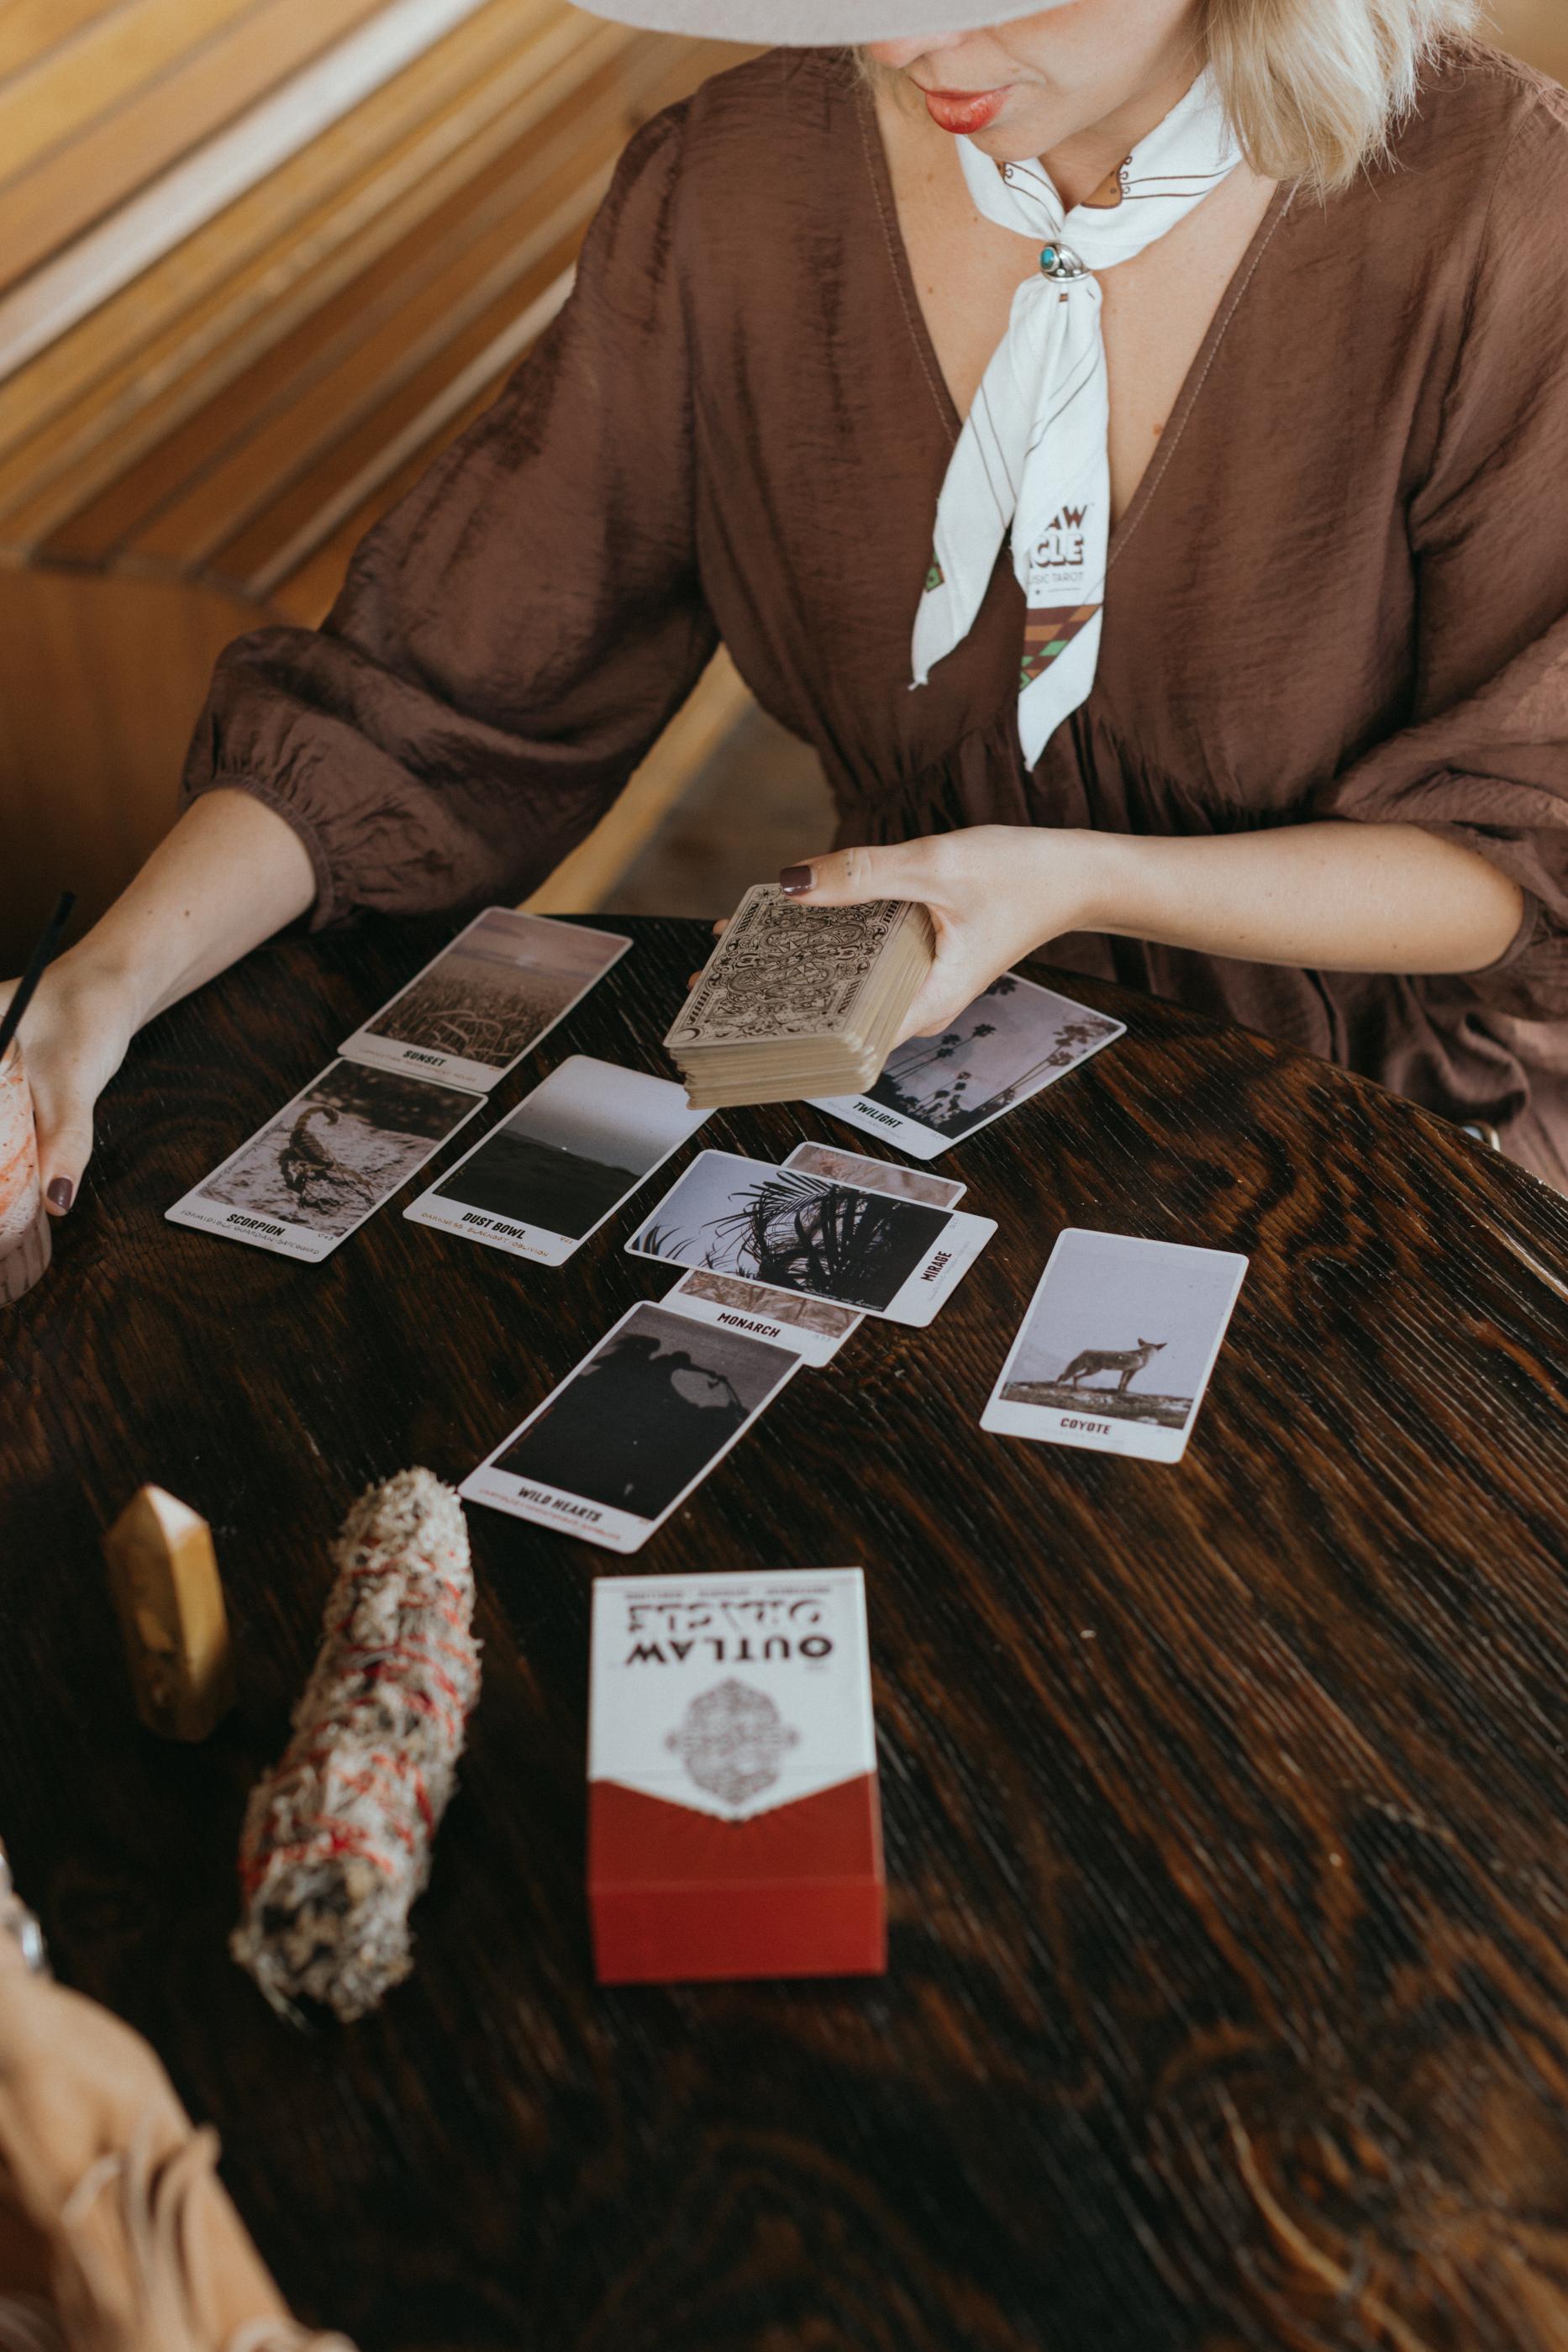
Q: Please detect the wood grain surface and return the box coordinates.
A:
[4,914,1568,2352]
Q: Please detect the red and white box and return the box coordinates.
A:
[587,1568,886,1985]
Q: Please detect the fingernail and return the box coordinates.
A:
[779,865,813,896]
[46,1178,73,1213]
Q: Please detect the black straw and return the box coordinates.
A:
[0,891,76,1071]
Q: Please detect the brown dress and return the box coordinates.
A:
[182,40,1568,1187]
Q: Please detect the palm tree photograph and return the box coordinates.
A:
[864,976,1121,1140]
[634,1154,951,1313]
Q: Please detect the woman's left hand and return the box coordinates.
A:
[775,826,1102,1044]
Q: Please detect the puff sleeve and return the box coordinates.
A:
[1310,82,1568,1019]
[180,101,717,927]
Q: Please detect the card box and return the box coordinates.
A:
[588,1568,885,1985]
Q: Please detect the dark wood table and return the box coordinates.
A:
[7,913,1568,2352]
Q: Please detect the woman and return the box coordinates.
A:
[8,0,1567,1187]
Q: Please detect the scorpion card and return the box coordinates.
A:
[166,1060,482,1262]
[625,1150,995,1329]
[809,972,1123,1160]
[981,1229,1248,1464]
[404,1057,708,1266]
[460,1301,803,1554]
[339,908,630,1093]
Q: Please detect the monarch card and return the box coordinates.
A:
[627,1150,994,1328]
[166,1060,481,1262]
[660,1266,865,1367]
[460,1301,802,1554]
[404,1056,707,1265]
[811,972,1123,1160]
[981,1229,1248,1464]
[781,1139,966,1208]
[339,908,630,1092]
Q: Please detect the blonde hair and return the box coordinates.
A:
[1206,0,1479,190]
[857,0,1481,194]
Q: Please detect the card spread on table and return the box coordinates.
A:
[660,1267,864,1367]
[166,1061,481,1262]
[981,1229,1248,1464]
[811,972,1123,1160]
[663,887,934,1109]
[781,1139,966,1209]
[627,1150,994,1328]
[403,1056,707,1266]
[460,1300,802,1553]
[339,908,629,1092]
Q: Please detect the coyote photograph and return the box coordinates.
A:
[1000,1231,1248,1433]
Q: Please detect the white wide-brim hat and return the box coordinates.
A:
[579,1,1064,44]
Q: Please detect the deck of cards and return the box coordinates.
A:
[663,887,935,1109]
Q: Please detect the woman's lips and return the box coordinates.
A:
[920,86,1008,134]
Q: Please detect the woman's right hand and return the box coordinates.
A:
[0,955,139,1216]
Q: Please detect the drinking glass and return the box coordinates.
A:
[0,1037,51,1304]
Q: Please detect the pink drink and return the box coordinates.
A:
[0,1039,50,1303]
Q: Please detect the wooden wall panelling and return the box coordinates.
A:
[80,53,659,568]
[0,7,760,966]
[0,0,403,298]
[0,4,616,527]
[0,1,131,87]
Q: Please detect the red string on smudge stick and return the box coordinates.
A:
[231,1470,481,2024]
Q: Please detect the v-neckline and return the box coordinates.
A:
[851,64,1294,571]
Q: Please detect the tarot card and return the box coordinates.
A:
[781,1140,966,1208]
[339,908,630,1092]
[811,973,1123,1160]
[460,1301,802,1554]
[660,1267,864,1367]
[981,1229,1248,1464]
[403,1056,707,1266]
[627,1150,995,1329]
[166,1060,481,1262]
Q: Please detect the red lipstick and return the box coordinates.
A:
[920,86,1008,134]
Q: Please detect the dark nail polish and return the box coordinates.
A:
[46,1177,73,1213]
[779,865,813,896]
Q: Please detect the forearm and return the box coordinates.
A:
[1077,820,1525,975]
[66,788,317,1026]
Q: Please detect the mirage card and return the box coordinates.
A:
[166,1060,481,1262]
[659,1266,864,1367]
[627,1150,994,1328]
[981,1229,1248,1465]
[811,972,1123,1160]
[460,1300,802,1554]
[340,908,630,1092]
[404,1056,707,1265]
[781,1140,966,1208]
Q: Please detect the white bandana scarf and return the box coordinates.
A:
[909,71,1242,766]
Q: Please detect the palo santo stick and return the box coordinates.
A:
[103,1486,235,1743]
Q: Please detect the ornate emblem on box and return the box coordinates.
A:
[666,1679,800,1810]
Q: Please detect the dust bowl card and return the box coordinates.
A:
[166,1060,481,1261]
[627,1150,994,1328]
[339,908,629,1092]
[405,1056,707,1265]
[460,1301,802,1553]
[812,972,1122,1160]
[982,1229,1248,1464]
